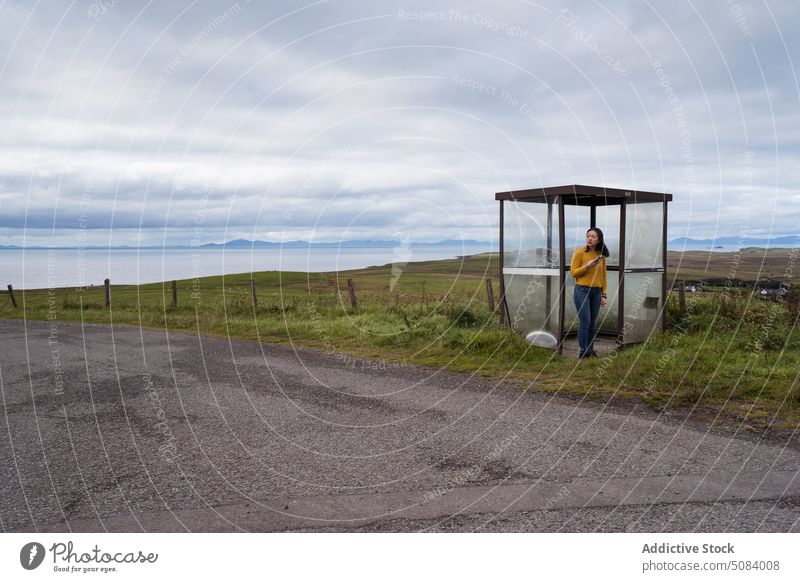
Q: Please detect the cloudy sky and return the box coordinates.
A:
[1,0,798,247]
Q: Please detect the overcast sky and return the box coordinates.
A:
[1,0,798,246]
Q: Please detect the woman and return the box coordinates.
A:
[570,228,609,358]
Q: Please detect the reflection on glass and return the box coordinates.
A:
[623,272,663,343]
[503,200,559,335]
[625,202,664,269]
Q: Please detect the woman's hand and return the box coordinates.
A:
[600,296,607,306]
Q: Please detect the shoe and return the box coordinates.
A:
[589,351,599,358]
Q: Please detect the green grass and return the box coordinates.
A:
[3,253,799,432]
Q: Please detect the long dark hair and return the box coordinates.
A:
[586,227,610,257]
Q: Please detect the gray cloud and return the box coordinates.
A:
[1,0,799,247]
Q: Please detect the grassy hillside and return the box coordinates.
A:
[667,248,798,283]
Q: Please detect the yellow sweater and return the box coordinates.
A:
[570,247,607,295]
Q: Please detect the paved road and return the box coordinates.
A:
[1,319,798,532]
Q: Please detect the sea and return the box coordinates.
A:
[0,245,495,290]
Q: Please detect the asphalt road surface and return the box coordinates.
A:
[1,319,798,532]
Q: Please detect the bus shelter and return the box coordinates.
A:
[496,185,673,352]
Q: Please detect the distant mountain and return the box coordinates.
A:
[199,239,493,249]
[0,244,140,250]
[669,236,799,249]
[1,239,494,250]
[5,235,798,250]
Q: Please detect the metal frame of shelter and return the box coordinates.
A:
[495,184,673,353]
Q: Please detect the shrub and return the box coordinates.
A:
[441,301,492,328]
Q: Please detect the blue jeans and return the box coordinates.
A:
[574,285,601,356]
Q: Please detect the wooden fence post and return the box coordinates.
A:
[485,278,495,311]
[347,278,358,309]
[7,284,17,308]
[678,280,686,314]
[249,277,257,307]
[104,278,111,307]
[171,280,178,308]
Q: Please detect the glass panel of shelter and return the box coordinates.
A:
[625,202,664,269]
[502,199,560,336]
[623,272,663,344]
[563,201,624,336]
[593,204,621,333]
[563,202,591,335]
[623,201,665,343]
